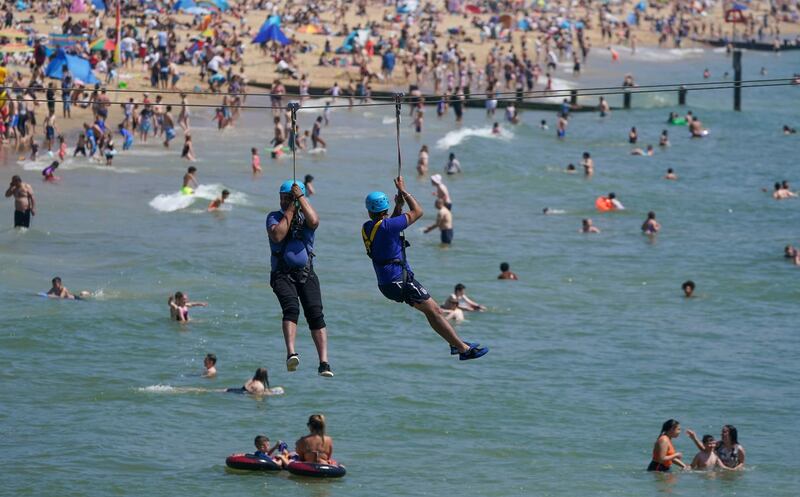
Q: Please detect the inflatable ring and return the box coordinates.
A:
[225,453,282,471]
[595,196,614,211]
[669,118,686,125]
[286,460,346,478]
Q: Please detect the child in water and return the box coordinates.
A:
[254,435,291,467]
[57,135,67,160]
[207,189,230,211]
[251,147,262,173]
[686,430,735,470]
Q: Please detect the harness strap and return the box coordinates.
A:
[361,218,384,257]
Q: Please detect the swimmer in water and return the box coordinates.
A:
[629,127,638,144]
[565,163,577,174]
[557,113,568,139]
[784,245,800,266]
[208,189,230,211]
[783,125,797,135]
[685,430,735,470]
[682,280,695,298]
[251,147,262,174]
[664,168,678,180]
[254,435,291,467]
[430,174,452,209]
[182,166,198,194]
[631,145,654,156]
[659,130,670,147]
[599,96,610,117]
[203,353,217,377]
[168,291,207,322]
[227,367,272,395]
[295,414,336,464]
[540,119,548,130]
[581,152,594,176]
[445,153,462,175]
[304,174,315,196]
[498,262,518,280]
[417,145,429,175]
[580,218,600,233]
[442,283,486,312]
[491,122,501,135]
[689,116,706,138]
[46,276,90,299]
[181,133,196,161]
[641,211,661,235]
[772,182,797,200]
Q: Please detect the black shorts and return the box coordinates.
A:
[270,267,326,330]
[378,278,431,306]
[647,461,670,472]
[14,209,31,228]
[440,229,453,244]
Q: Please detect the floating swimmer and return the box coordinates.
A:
[181,166,198,195]
[225,367,281,395]
[46,276,90,300]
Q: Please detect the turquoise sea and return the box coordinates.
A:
[1,48,799,496]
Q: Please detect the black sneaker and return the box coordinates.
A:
[286,353,300,372]
[318,362,334,377]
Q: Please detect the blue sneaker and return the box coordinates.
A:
[459,345,489,361]
[450,342,479,355]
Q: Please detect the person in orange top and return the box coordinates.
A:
[648,419,688,471]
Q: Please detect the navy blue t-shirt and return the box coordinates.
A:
[362,214,412,285]
[267,211,315,271]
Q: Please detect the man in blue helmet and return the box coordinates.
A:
[267,180,333,377]
[362,176,488,361]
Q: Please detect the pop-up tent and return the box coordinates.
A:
[252,23,290,45]
[91,0,106,10]
[45,48,100,85]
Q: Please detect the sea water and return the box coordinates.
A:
[1,49,799,496]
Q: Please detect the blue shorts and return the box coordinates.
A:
[440,229,453,244]
[46,126,55,139]
[378,277,431,307]
[165,127,176,140]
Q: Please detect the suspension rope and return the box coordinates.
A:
[288,102,299,183]
[394,93,403,178]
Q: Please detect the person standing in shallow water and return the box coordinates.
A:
[266,180,333,377]
[5,175,36,228]
[648,419,688,471]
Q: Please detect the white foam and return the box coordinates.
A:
[623,46,706,62]
[382,116,395,125]
[149,184,249,212]
[435,126,514,150]
[139,384,175,392]
[306,148,326,155]
[21,156,141,174]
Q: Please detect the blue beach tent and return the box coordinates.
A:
[252,24,290,45]
[45,48,100,85]
[91,0,106,10]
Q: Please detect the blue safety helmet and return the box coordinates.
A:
[365,191,390,213]
[279,180,306,196]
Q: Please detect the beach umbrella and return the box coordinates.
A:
[90,37,115,51]
[0,42,33,53]
[201,27,215,38]
[297,24,321,34]
[465,4,481,13]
